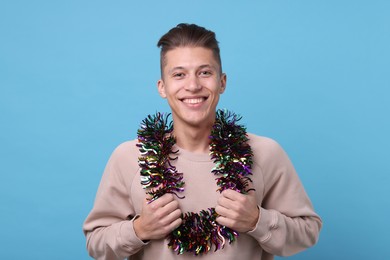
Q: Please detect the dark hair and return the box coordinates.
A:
[157,23,222,74]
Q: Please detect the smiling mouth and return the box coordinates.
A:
[181,97,207,104]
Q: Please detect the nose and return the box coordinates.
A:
[185,74,202,92]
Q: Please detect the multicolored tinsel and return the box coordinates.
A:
[137,113,184,202]
[137,109,253,255]
[210,110,253,194]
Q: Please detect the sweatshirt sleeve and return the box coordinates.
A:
[247,136,322,256]
[83,141,147,260]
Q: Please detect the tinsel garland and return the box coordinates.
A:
[137,109,253,255]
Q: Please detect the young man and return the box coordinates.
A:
[83,23,322,260]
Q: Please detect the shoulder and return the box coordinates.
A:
[247,133,291,169]
[107,139,140,168]
[112,139,139,156]
[112,139,138,157]
[247,133,284,157]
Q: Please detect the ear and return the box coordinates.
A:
[157,79,167,98]
[219,73,227,94]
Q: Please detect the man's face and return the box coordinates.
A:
[157,47,226,130]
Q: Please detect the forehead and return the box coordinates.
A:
[162,47,219,71]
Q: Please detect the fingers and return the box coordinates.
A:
[215,189,259,232]
[218,189,251,210]
[215,195,241,219]
[215,197,243,231]
[158,199,182,226]
[135,193,183,241]
[148,194,181,221]
[168,211,183,230]
[159,194,183,225]
[148,193,176,209]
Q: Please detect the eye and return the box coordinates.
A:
[173,72,185,79]
[199,70,212,77]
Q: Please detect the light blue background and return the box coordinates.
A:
[1,1,389,259]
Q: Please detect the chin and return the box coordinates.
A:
[180,111,215,127]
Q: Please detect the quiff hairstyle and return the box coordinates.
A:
[157,23,222,75]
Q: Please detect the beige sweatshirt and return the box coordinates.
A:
[83,134,322,260]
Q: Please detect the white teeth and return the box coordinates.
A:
[183,98,204,104]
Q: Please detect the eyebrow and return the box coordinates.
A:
[168,66,185,74]
[198,64,215,70]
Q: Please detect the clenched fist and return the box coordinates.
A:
[134,193,183,241]
[215,189,260,232]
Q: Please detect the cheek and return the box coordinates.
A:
[166,94,179,108]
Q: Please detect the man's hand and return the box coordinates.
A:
[133,193,182,241]
[215,189,260,232]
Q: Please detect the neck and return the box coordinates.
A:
[173,124,213,154]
